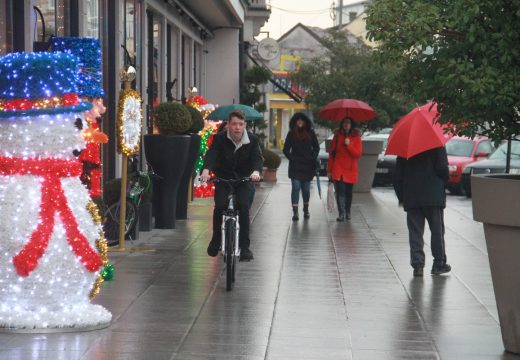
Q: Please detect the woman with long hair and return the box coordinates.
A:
[327,117,362,221]
[283,112,320,221]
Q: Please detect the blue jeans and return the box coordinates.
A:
[291,179,311,205]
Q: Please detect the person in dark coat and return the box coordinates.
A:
[393,146,451,276]
[201,111,263,261]
[283,112,319,220]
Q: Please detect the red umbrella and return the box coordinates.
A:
[319,98,376,122]
[386,102,452,159]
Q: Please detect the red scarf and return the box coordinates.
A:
[0,156,102,276]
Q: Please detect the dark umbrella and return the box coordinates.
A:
[207,104,263,121]
[319,98,377,122]
[315,171,322,199]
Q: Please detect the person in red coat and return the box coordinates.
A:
[327,117,362,221]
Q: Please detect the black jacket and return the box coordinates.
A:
[203,130,263,179]
[283,130,319,181]
[393,147,449,211]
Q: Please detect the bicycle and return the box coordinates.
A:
[210,177,251,291]
[103,164,157,246]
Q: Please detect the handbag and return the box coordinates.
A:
[327,181,336,212]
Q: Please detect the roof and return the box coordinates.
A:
[277,22,360,47]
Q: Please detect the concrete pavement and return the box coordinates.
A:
[0,158,518,360]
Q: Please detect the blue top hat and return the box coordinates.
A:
[52,37,105,99]
[0,52,92,118]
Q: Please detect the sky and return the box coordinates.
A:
[257,0,361,40]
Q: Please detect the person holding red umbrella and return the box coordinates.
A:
[327,117,362,221]
[388,102,452,276]
[393,142,451,277]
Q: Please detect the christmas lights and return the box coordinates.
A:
[0,52,111,330]
[52,38,108,198]
[51,37,105,99]
[117,89,142,156]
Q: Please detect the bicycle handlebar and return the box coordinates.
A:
[209,177,252,184]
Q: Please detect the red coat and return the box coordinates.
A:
[327,130,362,184]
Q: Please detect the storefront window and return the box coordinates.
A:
[84,0,99,37]
[0,0,13,55]
[152,17,161,104]
[194,42,201,89]
[123,0,135,66]
[33,0,70,42]
[182,35,192,96]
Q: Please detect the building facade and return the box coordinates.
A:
[0,0,269,179]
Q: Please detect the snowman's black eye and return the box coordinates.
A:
[74,118,83,130]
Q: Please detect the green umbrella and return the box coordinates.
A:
[207,104,263,121]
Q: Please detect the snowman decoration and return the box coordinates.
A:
[0,52,111,330]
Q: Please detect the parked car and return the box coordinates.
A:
[445,136,495,194]
[363,133,396,187]
[461,140,520,197]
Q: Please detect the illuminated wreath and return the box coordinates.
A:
[117,89,142,156]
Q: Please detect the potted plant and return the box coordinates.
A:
[175,105,204,220]
[366,1,520,353]
[143,102,192,229]
[262,148,282,182]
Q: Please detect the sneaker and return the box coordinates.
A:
[207,241,220,257]
[431,263,451,275]
[240,248,254,261]
[413,268,423,277]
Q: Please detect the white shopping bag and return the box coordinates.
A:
[327,182,335,212]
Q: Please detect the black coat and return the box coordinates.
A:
[283,130,319,181]
[203,130,263,179]
[393,147,449,211]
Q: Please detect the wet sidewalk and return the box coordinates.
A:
[1,159,519,360]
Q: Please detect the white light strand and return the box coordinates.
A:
[0,112,111,330]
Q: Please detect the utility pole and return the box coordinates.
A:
[338,0,343,27]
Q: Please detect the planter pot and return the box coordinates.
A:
[353,139,384,193]
[472,174,520,354]
[176,134,201,219]
[262,167,277,182]
[144,134,190,229]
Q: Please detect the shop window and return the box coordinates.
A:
[33,0,70,50]
[152,17,162,105]
[123,0,136,67]
[194,42,201,89]
[84,0,99,38]
[0,0,13,55]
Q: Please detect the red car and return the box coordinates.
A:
[445,136,495,194]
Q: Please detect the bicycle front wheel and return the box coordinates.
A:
[225,219,237,291]
[103,200,138,245]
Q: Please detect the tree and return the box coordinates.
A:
[240,65,271,147]
[365,0,520,145]
[291,30,414,131]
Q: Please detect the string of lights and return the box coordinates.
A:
[0,52,111,330]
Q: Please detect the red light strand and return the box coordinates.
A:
[0,156,103,276]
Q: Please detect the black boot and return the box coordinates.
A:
[292,206,299,221]
[303,203,310,219]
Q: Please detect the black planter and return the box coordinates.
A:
[176,134,201,219]
[144,134,190,229]
[139,202,153,231]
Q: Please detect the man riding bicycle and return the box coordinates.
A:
[200,111,263,261]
